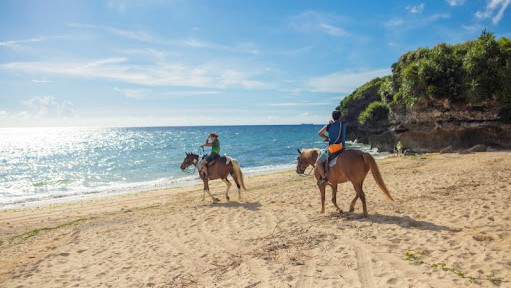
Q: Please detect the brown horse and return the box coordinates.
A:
[180,153,246,202]
[296,148,394,216]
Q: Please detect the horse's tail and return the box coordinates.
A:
[362,153,394,202]
[230,158,247,190]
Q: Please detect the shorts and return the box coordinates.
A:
[318,149,328,162]
[205,153,220,163]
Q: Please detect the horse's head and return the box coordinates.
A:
[180,152,199,170]
[296,148,320,174]
[296,148,309,174]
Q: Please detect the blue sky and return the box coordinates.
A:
[1,0,510,127]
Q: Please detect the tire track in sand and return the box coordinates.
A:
[198,205,279,286]
[338,235,377,288]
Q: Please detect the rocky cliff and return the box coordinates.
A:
[370,99,511,152]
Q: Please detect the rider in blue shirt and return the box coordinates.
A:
[316,110,346,186]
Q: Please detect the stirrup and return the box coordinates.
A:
[317,177,328,186]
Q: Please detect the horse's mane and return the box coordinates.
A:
[301,148,321,163]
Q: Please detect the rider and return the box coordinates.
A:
[200,132,220,178]
[316,110,346,186]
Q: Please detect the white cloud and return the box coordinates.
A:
[1,58,269,90]
[59,101,76,117]
[289,11,349,37]
[0,111,8,118]
[307,69,391,94]
[21,96,58,117]
[20,96,75,118]
[407,4,425,14]
[446,0,465,6]
[476,0,511,24]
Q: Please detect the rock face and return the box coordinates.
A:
[368,99,511,152]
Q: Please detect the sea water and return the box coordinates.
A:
[0,125,379,209]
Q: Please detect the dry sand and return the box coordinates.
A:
[0,152,510,287]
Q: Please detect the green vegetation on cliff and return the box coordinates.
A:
[337,77,389,127]
[339,31,511,125]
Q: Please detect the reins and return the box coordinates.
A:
[298,164,315,177]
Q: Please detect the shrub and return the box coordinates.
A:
[358,101,389,125]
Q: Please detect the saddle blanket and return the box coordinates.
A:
[198,155,232,171]
[329,155,340,167]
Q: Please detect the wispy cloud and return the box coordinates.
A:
[113,87,149,99]
[161,90,221,96]
[385,13,450,30]
[289,11,349,37]
[307,69,391,94]
[1,58,269,90]
[69,23,260,55]
[0,37,43,48]
[446,0,465,6]
[0,111,8,118]
[407,4,425,14]
[31,79,53,83]
[107,0,127,13]
[385,18,406,27]
[267,102,331,107]
[475,0,511,24]
[69,23,154,42]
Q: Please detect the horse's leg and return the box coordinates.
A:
[318,184,326,213]
[349,193,359,213]
[331,184,342,213]
[352,182,368,217]
[203,179,219,203]
[222,177,232,201]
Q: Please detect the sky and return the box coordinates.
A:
[1,0,510,127]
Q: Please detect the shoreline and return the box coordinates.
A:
[0,163,296,211]
[1,152,510,287]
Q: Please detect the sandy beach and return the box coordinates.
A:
[1,152,510,287]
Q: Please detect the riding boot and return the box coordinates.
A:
[317,161,328,186]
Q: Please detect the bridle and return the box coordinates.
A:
[297,155,315,177]
[181,153,199,174]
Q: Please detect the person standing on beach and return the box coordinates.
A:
[316,110,346,186]
[200,132,220,179]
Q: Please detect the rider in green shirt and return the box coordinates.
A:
[200,132,220,178]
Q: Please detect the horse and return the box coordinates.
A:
[296,148,394,217]
[180,153,246,203]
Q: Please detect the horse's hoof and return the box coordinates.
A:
[226,196,230,201]
[338,209,344,215]
[349,208,355,213]
[214,198,220,202]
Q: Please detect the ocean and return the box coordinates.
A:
[0,125,379,209]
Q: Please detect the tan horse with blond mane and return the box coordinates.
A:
[296,148,394,216]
